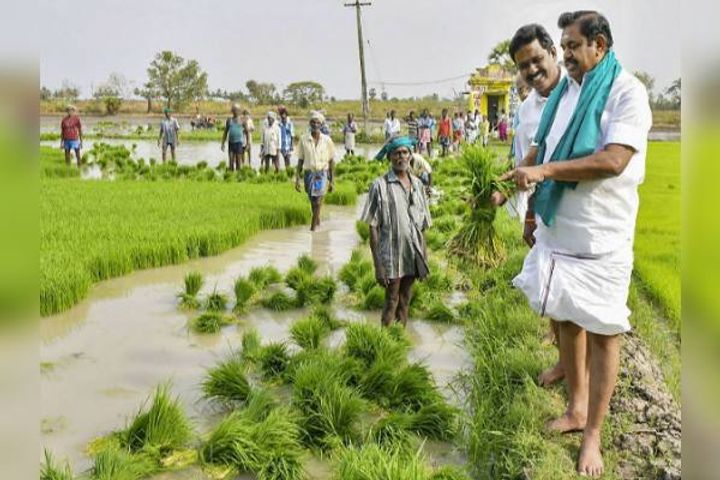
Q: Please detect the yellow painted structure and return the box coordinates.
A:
[467,64,514,125]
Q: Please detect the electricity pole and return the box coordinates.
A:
[344,1,371,134]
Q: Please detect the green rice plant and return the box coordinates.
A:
[183,271,204,296]
[343,322,408,368]
[199,411,263,472]
[284,266,310,291]
[339,253,373,291]
[409,281,432,316]
[287,348,363,389]
[241,387,277,422]
[387,363,442,412]
[258,342,291,380]
[357,357,399,405]
[335,443,431,480]
[325,181,359,206]
[260,291,297,311]
[296,253,318,275]
[41,449,73,480]
[425,300,458,324]
[429,465,473,480]
[425,269,453,292]
[205,289,229,312]
[448,144,515,267]
[370,412,415,452]
[256,452,305,480]
[357,273,378,296]
[290,315,330,350]
[91,444,156,480]
[362,285,386,310]
[241,328,262,363]
[310,304,343,331]
[178,293,200,310]
[251,408,304,461]
[408,399,458,441]
[120,383,192,454]
[233,276,256,312]
[294,275,337,306]
[425,229,448,251]
[433,215,459,234]
[202,354,252,405]
[355,220,370,243]
[249,265,283,289]
[190,312,231,334]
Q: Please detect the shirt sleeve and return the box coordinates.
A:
[420,184,432,230]
[603,79,652,152]
[296,137,305,160]
[327,137,336,161]
[360,180,382,227]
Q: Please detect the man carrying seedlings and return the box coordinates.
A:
[362,136,432,327]
[220,103,245,171]
[60,105,83,167]
[499,11,651,477]
[157,107,180,163]
[295,111,336,231]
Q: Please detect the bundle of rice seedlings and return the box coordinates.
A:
[339,254,373,291]
[256,452,305,480]
[425,269,453,292]
[120,383,193,454]
[434,215,459,234]
[387,363,441,412]
[310,304,343,331]
[425,229,448,251]
[260,291,296,311]
[357,357,399,404]
[370,412,415,451]
[429,465,473,480]
[296,378,365,445]
[343,323,407,368]
[408,399,459,441]
[199,411,263,472]
[357,273,378,296]
[355,220,370,243]
[202,354,252,405]
[288,348,362,388]
[258,342,291,380]
[41,449,73,480]
[409,282,431,317]
[249,265,283,289]
[252,408,304,459]
[335,444,430,480]
[290,315,329,350]
[205,290,228,312]
[240,387,277,422]
[284,266,310,291]
[362,285,386,310]
[425,300,457,324]
[91,444,156,480]
[241,328,262,363]
[296,253,318,275]
[233,276,256,313]
[178,271,204,309]
[190,312,230,334]
[294,275,337,306]
[448,144,515,267]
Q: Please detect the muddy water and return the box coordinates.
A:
[41,199,470,476]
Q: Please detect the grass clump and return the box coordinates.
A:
[190,312,231,334]
[91,443,156,480]
[409,399,458,441]
[260,291,297,311]
[344,323,408,368]
[202,353,252,405]
[178,271,204,309]
[296,253,318,275]
[355,220,370,242]
[205,290,228,312]
[258,342,291,380]
[335,444,431,480]
[362,285,386,310]
[295,275,337,306]
[370,412,415,452]
[241,328,262,363]
[430,465,473,480]
[339,250,374,291]
[425,300,458,324]
[233,276,256,312]
[310,304,343,330]
[41,450,73,480]
[249,265,283,289]
[120,383,192,455]
[290,315,330,350]
[284,266,310,290]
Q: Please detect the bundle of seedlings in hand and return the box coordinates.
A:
[178,271,203,309]
[448,144,515,267]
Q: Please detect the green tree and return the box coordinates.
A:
[93,72,128,115]
[665,78,681,108]
[134,83,157,113]
[488,39,516,73]
[53,80,80,101]
[283,81,325,108]
[245,80,278,105]
[40,86,52,101]
[144,51,208,110]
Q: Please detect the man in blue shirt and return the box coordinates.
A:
[278,107,295,169]
[221,104,245,171]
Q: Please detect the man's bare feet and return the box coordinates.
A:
[546,410,586,433]
[577,431,604,477]
[538,362,565,387]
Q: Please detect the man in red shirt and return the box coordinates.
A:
[437,108,452,157]
[60,105,83,166]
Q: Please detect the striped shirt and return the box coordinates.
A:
[361,170,432,279]
[406,119,419,139]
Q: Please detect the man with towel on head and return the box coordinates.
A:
[295,111,336,231]
[361,136,432,328]
[499,11,651,477]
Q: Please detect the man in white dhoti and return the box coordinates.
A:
[500,11,652,477]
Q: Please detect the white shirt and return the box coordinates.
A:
[261,123,281,156]
[296,133,336,171]
[384,117,401,137]
[535,69,652,255]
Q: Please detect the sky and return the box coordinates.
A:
[39,0,681,100]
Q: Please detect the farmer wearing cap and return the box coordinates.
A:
[261,111,282,173]
[158,107,180,162]
[295,111,336,231]
[60,105,83,167]
[361,136,432,327]
[221,103,245,171]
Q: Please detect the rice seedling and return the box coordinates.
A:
[190,312,231,334]
[408,399,458,441]
[357,272,378,296]
[258,342,291,380]
[425,300,458,324]
[202,354,252,405]
[425,268,454,292]
[294,275,337,306]
[296,253,318,275]
[355,220,370,243]
[448,144,515,267]
[339,252,374,291]
[249,265,283,289]
[177,293,200,310]
[290,315,330,350]
[199,411,263,472]
[310,304,344,331]
[370,412,415,452]
[120,383,193,454]
[284,266,310,291]
[335,443,431,480]
[387,363,442,412]
[256,452,305,480]
[429,465,473,480]
[260,291,297,311]
[91,444,156,480]
[205,289,229,312]
[241,387,278,422]
[434,215,459,234]
[233,276,256,312]
[241,328,262,363]
[41,449,73,480]
[425,229,448,251]
[362,285,386,310]
[183,271,203,296]
[357,357,400,405]
[343,323,408,368]
[325,181,359,206]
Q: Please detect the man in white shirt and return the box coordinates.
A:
[383,110,401,140]
[501,11,652,477]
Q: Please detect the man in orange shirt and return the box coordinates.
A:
[437,108,452,157]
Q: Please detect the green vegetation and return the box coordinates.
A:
[202,353,252,405]
[204,290,228,312]
[290,314,330,350]
[40,450,73,480]
[233,276,256,312]
[178,271,203,309]
[249,265,283,289]
[258,342,291,380]
[190,312,231,334]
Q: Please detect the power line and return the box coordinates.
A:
[367,73,473,87]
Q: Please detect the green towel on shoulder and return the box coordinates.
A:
[533,51,622,226]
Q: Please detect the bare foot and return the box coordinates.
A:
[546,410,586,433]
[577,432,604,477]
[538,362,565,387]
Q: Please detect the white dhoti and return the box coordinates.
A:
[512,241,633,335]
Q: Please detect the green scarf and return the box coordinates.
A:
[533,50,621,226]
